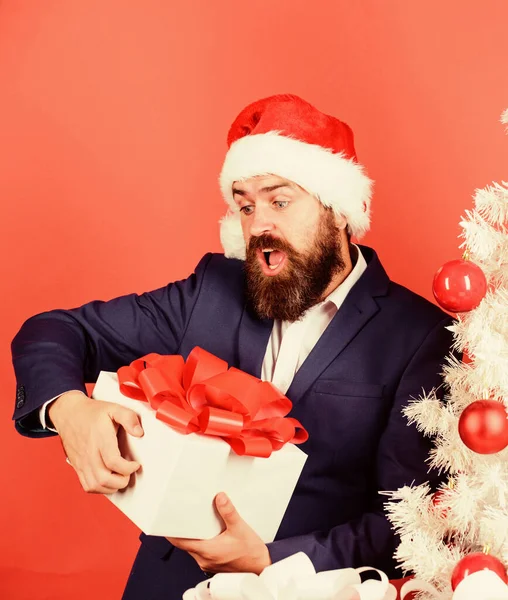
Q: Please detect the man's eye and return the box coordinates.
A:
[273,200,289,209]
[240,206,254,215]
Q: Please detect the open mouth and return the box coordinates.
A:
[257,248,287,276]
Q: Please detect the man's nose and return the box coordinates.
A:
[249,207,275,237]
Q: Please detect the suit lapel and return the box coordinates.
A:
[237,304,273,377]
[285,291,379,404]
[285,246,390,405]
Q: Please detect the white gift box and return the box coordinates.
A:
[92,371,307,541]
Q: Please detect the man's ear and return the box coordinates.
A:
[335,213,348,230]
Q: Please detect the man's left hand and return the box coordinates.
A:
[167,492,271,575]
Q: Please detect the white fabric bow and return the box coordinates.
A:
[183,552,398,600]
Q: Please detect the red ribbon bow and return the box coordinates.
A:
[117,347,308,458]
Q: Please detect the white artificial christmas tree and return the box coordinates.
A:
[387,110,508,600]
[385,110,508,599]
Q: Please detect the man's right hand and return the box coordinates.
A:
[48,391,143,494]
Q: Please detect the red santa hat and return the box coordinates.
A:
[219,94,374,259]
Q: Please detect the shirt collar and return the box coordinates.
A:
[320,244,368,311]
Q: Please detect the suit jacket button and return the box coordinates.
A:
[16,386,25,408]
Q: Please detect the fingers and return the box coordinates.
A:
[111,405,144,437]
[78,425,140,492]
[59,400,142,495]
[71,447,135,494]
[100,436,141,476]
[215,493,241,528]
[73,461,134,494]
[83,468,131,494]
[73,461,122,495]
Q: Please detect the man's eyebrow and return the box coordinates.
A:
[232,183,294,197]
[260,183,294,193]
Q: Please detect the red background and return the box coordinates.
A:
[1,1,507,598]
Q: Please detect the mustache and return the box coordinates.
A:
[248,234,295,254]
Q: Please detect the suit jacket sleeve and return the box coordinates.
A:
[11,253,214,438]
[267,316,453,577]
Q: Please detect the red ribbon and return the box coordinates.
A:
[117,347,308,458]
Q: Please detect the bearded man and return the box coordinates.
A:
[11,94,452,599]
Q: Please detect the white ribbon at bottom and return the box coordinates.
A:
[182,553,398,600]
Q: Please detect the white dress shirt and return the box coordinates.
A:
[40,246,367,429]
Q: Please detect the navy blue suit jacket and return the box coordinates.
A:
[12,247,453,598]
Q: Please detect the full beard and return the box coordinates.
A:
[244,210,346,322]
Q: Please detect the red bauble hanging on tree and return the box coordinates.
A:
[458,400,508,454]
[432,489,451,518]
[432,259,487,312]
[451,552,507,590]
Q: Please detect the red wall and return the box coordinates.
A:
[1,1,507,598]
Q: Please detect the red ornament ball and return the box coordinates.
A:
[432,489,450,518]
[432,259,487,312]
[458,400,508,454]
[451,552,507,591]
[461,351,474,365]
